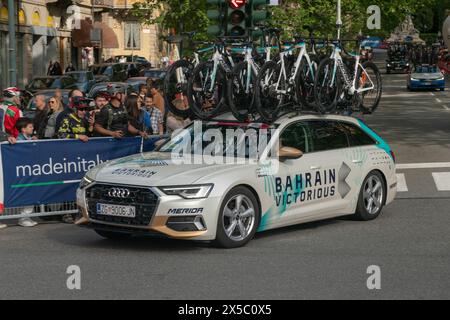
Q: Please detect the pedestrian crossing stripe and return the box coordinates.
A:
[396,172,450,192]
[396,173,408,192]
[432,173,450,191]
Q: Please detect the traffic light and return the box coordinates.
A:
[207,0,226,36]
[227,0,247,37]
[249,0,269,37]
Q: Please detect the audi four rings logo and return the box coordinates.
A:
[108,188,131,198]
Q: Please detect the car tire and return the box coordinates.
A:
[95,229,132,240]
[353,171,386,221]
[213,187,260,248]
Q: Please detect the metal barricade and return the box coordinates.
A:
[0,202,78,220]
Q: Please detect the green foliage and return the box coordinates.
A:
[268,0,443,39]
[130,0,210,36]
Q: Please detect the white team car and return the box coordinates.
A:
[76,114,397,248]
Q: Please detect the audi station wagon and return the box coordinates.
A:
[76,114,397,248]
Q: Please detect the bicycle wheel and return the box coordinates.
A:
[163,59,195,118]
[227,61,257,121]
[356,61,382,114]
[254,60,286,122]
[314,57,340,114]
[187,61,228,120]
[296,55,319,110]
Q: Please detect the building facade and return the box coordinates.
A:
[0,0,161,90]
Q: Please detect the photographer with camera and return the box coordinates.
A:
[57,96,95,142]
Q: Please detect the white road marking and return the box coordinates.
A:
[436,98,442,103]
[396,174,408,192]
[397,162,450,170]
[432,172,450,191]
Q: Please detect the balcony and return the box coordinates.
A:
[93,0,114,9]
[113,0,142,9]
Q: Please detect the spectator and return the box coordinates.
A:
[1,87,23,138]
[58,97,95,142]
[55,89,84,133]
[94,93,128,139]
[138,84,148,102]
[50,61,63,76]
[150,86,165,117]
[144,95,164,135]
[65,63,75,73]
[44,97,64,139]
[93,92,109,112]
[33,95,49,139]
[126,94,149,138]
[15,117,39,228]
[0,100,16,142]
[47,60,53,76]
[166,98,192,133]
[54,88,64,107]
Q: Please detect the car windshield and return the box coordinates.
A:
[144,70,165,79]
[159,122,277,159]
[415,66,438,73]
[90,66,110,75]
[28,78,56,90]
[69,73,86,82]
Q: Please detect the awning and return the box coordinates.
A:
[71,19,119,48]
[93,22,119,49]
[71,19,93,47]
[31,26,57,37]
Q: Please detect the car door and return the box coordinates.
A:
[338,121,380,207]
[282,120,354,219]
[269,120,344,222]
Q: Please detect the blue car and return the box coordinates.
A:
[407,65,445,91]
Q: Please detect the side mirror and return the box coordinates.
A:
[279,147,303,162]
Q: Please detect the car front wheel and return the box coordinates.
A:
[353,171,386,221]
[214,187,260,248]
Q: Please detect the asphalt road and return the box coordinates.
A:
[1,51,450,300]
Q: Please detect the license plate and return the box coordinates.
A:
[96,203,136,218]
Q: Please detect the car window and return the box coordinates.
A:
[339,122,376,147]
[50,79,62,89]
[307,120,349,152]
[280,121,310,153]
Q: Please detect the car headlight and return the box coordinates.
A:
[79,176,94,189]
[158,184,214,199]
[411,78,419,81]
[438,77,445,81]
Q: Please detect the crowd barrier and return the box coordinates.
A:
[0,136,165,220]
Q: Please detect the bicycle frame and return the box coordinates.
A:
[208,46,235,92]
[329,44,375,95]
[273,42,315,94]
[242,44,272,94]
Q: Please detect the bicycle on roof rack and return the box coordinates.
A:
[163,32,216,119]
[254,26,320,122]
[226,25,281,122]
[314,8,382,115]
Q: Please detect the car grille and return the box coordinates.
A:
[86,184,158,227]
